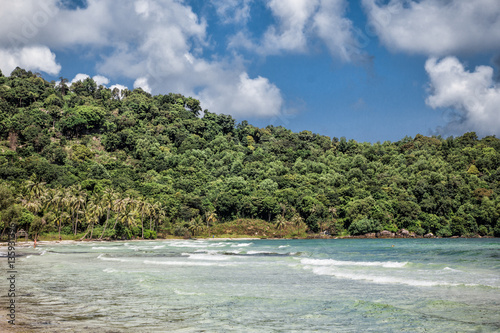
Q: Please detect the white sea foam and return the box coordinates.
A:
[301,258,407,268]
[231,243,252,247]
[443,267,462,272]
[92,246,121,250]
[144,260,233,267]
[97,254,129,262]
[208,242,230,248]
[127,245,166,251]
[167,241,210,248]
[103,268,118,273]
[247,250,275,255]
[279,245,290,248]
[173,289,205,296]
[305,265,458,287]
[182,253,230,261]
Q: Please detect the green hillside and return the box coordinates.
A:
[0,67,499,240]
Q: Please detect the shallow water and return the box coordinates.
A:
[2,238,500,332]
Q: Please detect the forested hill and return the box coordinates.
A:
[0,67,499,240]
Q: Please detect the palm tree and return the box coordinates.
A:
[99,188,116,240]
[48,188,69,240]
[25,179,47,200]
[205,210,218,230]
[22,199,42,215]
[188,217,204,237]
[71,185,87,235]
[291,214,304,233]
[119,208,138,230]
[137,198,152,239]
[275,215,287,231]
[111,196,129,232]
[82,199,103,240]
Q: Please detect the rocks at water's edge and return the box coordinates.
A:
[351,229,438,239]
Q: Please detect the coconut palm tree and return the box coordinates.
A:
[137,198,152,239]
[81,199,103,240]
[188,216,204,237]
[275,215,287,231]
[99,188,117,240]
[48,188,69,240]
[70,185,87,235]
[25,179,47,200]
[205,210,218,230]
[291,214,304,233]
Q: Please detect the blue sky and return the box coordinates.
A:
[1,0,500,142]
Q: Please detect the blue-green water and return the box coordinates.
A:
[3,238,500,332]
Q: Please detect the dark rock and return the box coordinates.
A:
[398,229,410,237]
[377,230,395,238]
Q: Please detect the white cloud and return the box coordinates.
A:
[259,0,319,54]
[0,0,284,118]
[71,73,90,83]
[0,45,60,75]
[362,0,500,56]
[425,56,500,136]
[313,0,365,62]
[198,72,283,117]
[93,75,109,86]
[70,73,110,86]
[211,0,253,24]
[110,84,128,91]
[133,77,151,93]
[109,84,128,98]
[229,0,364,61]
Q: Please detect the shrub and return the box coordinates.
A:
[348,218,381,235]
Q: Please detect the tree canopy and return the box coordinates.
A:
[0,67,499,239]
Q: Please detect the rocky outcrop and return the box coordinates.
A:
[424,233,435,238]
[397,229,410,237]
[377,230,395,238]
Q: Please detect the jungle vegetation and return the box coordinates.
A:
[0,67,499,240]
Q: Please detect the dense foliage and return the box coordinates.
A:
[1,67,499,239]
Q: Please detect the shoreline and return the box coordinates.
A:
[0,234,495,247]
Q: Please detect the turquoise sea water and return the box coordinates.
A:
[3,238,500,332]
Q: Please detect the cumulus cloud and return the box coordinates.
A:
[71,73,90,84]
[0,45,60,75]
[211,0,253,24]
[229,0,365,62]
[133,77,151,94]
[199,72,283,117]
[93,75,109,86]
[0,0,284,118]
[70,73,110,86]
[313,0,366,62]
[425,56,500,136]
[362,0,500,56]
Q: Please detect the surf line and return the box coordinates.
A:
[7,221,17,325]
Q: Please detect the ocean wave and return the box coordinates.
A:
[103,268,118,273]
[92,246,122,250]
[301,258,408,268]
[143,260,233,267]
[305,265,458,287]
[97,254,129,262]
[231,242,253,247]
[182,253,231,261]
